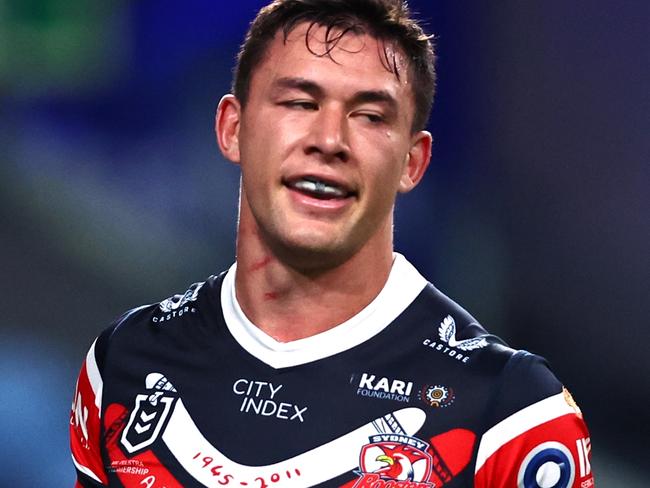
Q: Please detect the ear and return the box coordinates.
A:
[398,130,432,193]
[215,94,242,164]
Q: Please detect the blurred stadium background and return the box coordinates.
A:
[1,0,647,485]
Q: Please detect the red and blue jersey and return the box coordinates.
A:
[70,254,594,487]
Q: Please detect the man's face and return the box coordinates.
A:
[222,23,430,268]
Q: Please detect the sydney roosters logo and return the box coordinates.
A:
[354,435,433,487]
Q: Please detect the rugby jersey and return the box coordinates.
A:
[70,254,594,487]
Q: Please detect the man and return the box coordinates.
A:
[70,1,594,487]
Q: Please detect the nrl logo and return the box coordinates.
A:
[121,373,177,454]
[438,315,487,351]
[353,435,434,488]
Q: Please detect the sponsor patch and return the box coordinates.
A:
[576,437,592,479]
[232,378,308,423]
[422,315,487,363]
[352,373,414,403]
[153,282,203,323]
[351,373,456,410]
[517,441,575,488]
[419,385,455,408]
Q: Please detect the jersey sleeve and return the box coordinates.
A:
[70,337,109,486]
[474,351,595,488]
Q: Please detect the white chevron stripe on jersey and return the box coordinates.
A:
[85,339,103,411]
[162,400,427,487]
[474,392,575,473]
[71,454,103,483]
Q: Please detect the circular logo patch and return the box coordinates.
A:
[517,441,575,488]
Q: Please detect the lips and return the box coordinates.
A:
[283,176,356,200]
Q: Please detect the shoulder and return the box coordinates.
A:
[413,282,513,369]
[91,273,225,369]
[412,280,575,419]
[413,285,594,487]
[473,354,593,487]
[418,281,566,407]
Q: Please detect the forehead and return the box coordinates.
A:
[249,22,414,101]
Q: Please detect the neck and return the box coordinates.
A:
[233,216,395,343]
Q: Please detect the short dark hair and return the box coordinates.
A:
[232,0,436,132]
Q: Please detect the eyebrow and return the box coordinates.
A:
[271,77,325,98]
[350,90,398,113]
[271,76,398,112]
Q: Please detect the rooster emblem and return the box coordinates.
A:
[357,437,433,484]
[438,315,487,351]
[374,444,430,480]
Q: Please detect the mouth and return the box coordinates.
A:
[283,176,356,200]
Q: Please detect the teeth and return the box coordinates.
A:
[293,179,347,198]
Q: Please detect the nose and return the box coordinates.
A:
[305,105,350,162]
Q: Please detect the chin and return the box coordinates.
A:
[272,234,356,272]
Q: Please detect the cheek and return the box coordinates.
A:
[242,116,301,167]
[354,130,409,177]
[238,146,270,198]
[363,172,400,218]
[238,131,274,182]
[372,153,407,189]
[364,159,406,211]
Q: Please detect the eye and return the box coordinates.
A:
[356,112,385,124]
[363,113,384,124]
[281,100,318,111]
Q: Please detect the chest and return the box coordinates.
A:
[100,337,488,488]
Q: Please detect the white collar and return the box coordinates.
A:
[221,253,427,369]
